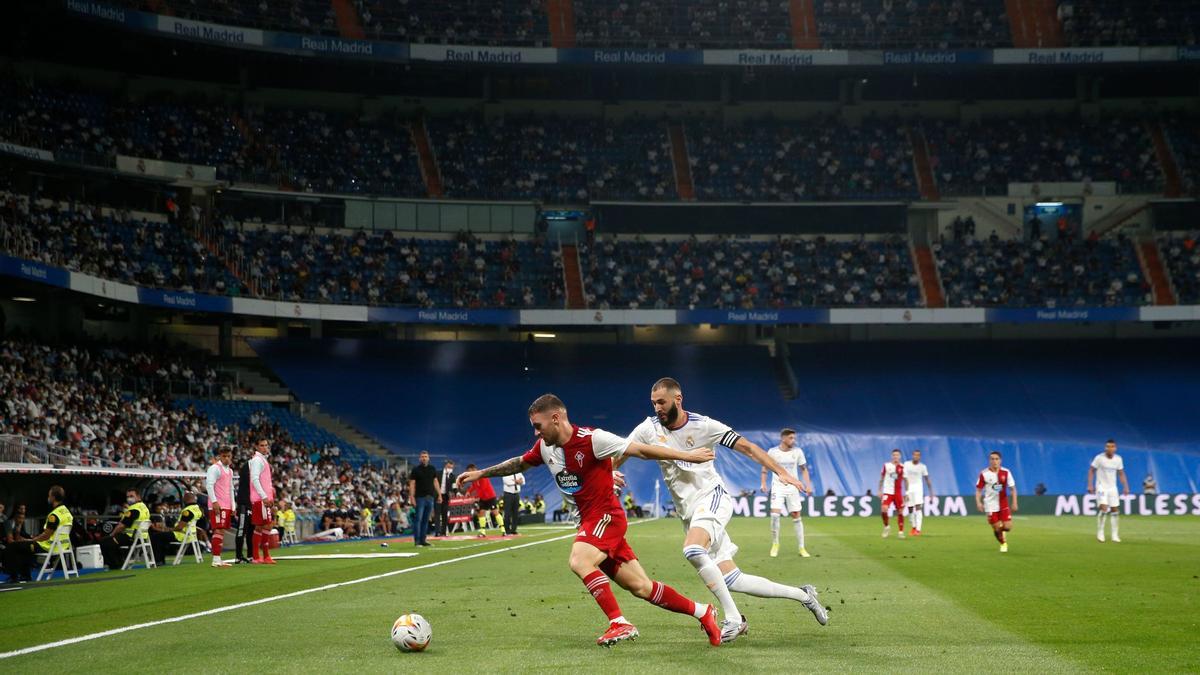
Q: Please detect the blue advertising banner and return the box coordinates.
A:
[1178,46,1200,62]
[0,255,71,288]
[136,288,234,313]
[681,308,830,324]
[881,50,991,65]
[984,307,1140,323]
[267,33,409,61]
[558,48,703,66]
[366,307,520,324]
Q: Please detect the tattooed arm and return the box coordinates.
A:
[456,456,531,490]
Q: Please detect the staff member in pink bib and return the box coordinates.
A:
[205,447,235,567]
[248,438,276,565]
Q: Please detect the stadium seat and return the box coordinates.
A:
[121,521,157,571]
[34,525,79,582]
[171,522,206,566]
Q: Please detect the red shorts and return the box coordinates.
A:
[209,508,233,530]
[988,509,1012,525]
[251,501,275,526]
[577,510,637,578]
[881,493,905,511]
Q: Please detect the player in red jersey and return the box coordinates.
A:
[457,393,724,648]
[463,467,501,536]
[975,451,1018,553]
[878,449,908,539]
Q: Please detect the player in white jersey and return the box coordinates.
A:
[902,450,934,537]
[1088,439,1130,543]
[620,377,828,644]
[760,428,813,558]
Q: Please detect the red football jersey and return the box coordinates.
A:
[521,425,628,520]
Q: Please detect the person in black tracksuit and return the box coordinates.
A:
[234,458,253,563]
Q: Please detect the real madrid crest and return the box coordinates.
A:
[686,436,694,448]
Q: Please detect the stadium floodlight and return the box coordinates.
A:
[11,296,36,302]
[532,333,557,339]
[1035,202,1064,207]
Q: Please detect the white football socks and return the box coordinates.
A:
[684,545,740,620]
[724,568,811,603]
[793,517,805,549]
[770,514,780,544]
[913,510,924,531]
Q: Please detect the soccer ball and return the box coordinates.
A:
[391,613,432,652]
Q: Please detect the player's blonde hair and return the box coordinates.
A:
[528,393,567,415]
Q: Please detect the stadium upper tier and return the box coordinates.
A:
[105,0,1199,48]
[581,235,920,309]
[0,185,1155,310]
[0,76,1186,202]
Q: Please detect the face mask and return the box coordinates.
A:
[127,496,137,505]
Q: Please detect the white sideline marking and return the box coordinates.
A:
[269,553,420,560]
[0,529,581,660]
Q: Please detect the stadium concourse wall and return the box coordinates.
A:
[63,0,1198,69]
[6,254,1200,326]
[246,339,1200,518]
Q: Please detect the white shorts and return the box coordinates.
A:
[906,491,925,509]
[682,487,739,564]
[1095,488,1120,508]
[770,486,803,514]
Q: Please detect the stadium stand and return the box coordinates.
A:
[235,108,425,196]
[1162,115,1200,196]
[572,0,791,48]
[0,191,247,297]
[933,232,1149,307]
[224,226,565,307]
[1057,0,1200,47]
[358,0,551,45]
[0,336,400,517]
[1157,234,1200,304]
[686,116,919,202]
[115,0,339,34]
[580,235,921,309]
[429,115,677,202]
[100,0,1200,48]
[923,114,1162,197]
[816,0,1011,49]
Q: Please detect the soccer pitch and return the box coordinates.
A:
[1,516,1196,673]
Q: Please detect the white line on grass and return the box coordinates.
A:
[0,528,585,660]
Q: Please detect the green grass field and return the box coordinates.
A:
[1,516,1197,673]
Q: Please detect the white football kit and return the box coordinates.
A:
[902,460,929,507]
[767,445,807,513]
[1091,453,1124,508]
[628,411,743,563]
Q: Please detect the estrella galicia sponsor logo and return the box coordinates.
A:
[555,470,583,495]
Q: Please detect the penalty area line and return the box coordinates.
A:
[0,529,580,660]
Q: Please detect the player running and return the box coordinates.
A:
[248,438,277,565]
[760,428,813,558]
[204,447,235,567]
[903,449,934,536]
[879,449,908,539]
[1088,439,1129,543]
[621,377,829,644]
[975,451,1018,553]
[457,394,724,648]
